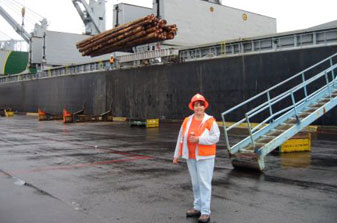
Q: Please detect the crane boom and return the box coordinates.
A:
[72,0,105,35]
[0,5,31,43]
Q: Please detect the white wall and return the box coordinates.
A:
[159,0,276,46]
[113,3,152,28]
[31,31,111,66]
[0,50,10,74]
[30,37,43,64]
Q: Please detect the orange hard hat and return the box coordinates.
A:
[188,93,209,111]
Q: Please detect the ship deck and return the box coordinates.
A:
[1,115,337,223]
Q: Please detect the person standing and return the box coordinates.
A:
[173,93,220,223]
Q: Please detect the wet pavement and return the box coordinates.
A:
[0,115,337,223]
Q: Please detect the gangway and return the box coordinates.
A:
[221,52,337,171]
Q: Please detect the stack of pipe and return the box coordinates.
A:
[76,14,178,57]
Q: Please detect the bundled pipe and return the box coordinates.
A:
[76,14,178,57]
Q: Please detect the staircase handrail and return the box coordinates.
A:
[247,65,337,123]
[229,76,337,153]
[224,68,332,132]
[221,52,337,117]
[222,52,337,150]
[250,67,337,133]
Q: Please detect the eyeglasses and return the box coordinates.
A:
[193,101,205,107]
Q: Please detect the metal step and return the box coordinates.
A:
[310,101,326,108]
[300,111,312,116]
[256,135,276,144]
[320,98,331,103]
[221,53,337,171]
[284,93,334,124]
[275,123,293,130]
[242,145,255,151]
[287,113,310,123]
[241,142,266,152]
[287,117,298,124]
[266,129,285,137]
[304,107,318,113]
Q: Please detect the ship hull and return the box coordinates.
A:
[1,45,337,125]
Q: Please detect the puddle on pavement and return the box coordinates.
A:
[14,178,26,186]
[280,152,312,168]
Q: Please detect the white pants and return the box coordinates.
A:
[187,158,215,215]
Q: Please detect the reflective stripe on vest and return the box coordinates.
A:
[179,116,216,157]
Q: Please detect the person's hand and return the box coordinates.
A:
[173,157,179,164]
[189,136,199,143]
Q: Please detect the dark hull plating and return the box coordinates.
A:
[1,46,337,125]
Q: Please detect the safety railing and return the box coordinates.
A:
[0,60,110,84]
[0,48,179,84]
[221,52,337,153]
[180,27,337,62]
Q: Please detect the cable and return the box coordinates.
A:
[9,0,45,20]
[0,0,40,26]
[0,0,22,17]
[1,0,43,24]
[7,0,43,22]
[0,30,13,38]
[0,1,36,38]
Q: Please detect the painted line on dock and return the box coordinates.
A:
[0,155,155,177]
[19,133,150,158]
[26,112,39,116]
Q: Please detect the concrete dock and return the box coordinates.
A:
[1,116,337,223]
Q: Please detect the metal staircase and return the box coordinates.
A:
[221,52,337,171]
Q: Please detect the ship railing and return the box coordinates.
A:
[0,48,180,84]
[221,52,337,152]
[180,27,337,62]
[0,60,111,84]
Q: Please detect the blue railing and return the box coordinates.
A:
[221,52,337,153]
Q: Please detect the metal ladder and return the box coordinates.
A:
[221,52,337,171]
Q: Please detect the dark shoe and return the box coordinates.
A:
[186,208,201,217]
[198,214,210,223]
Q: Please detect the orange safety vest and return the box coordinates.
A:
[179,116,217,157]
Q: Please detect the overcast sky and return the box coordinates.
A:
[0,0,336,42]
